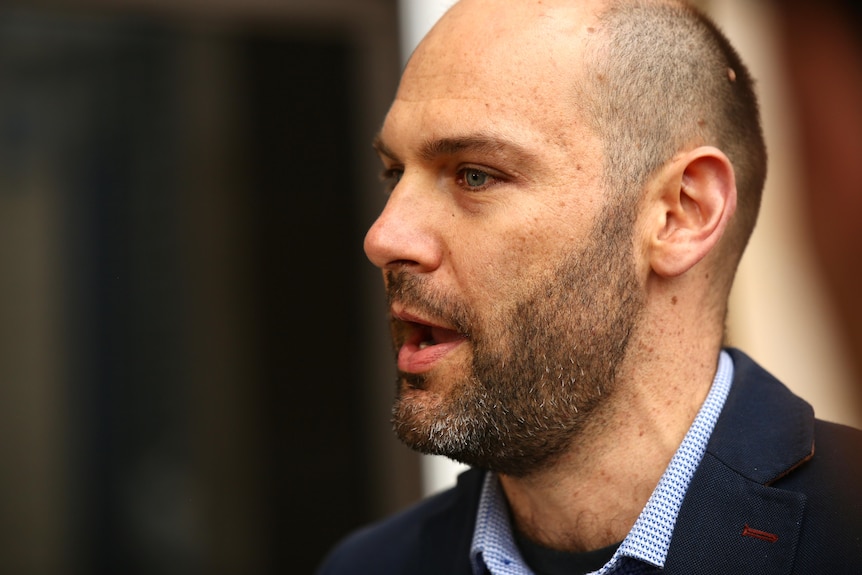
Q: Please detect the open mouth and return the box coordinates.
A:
[410,322,464,349]
[394,312,468,374]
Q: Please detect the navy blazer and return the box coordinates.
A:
[317,349,862,574]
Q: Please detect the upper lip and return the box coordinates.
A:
[390,305,467,347]
[391,306,451,330]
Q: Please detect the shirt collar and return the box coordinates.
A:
[470,350,735,575]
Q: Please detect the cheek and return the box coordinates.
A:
[447,183,600,304]
[456,221,564,305]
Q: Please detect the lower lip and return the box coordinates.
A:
[397,339,466,374]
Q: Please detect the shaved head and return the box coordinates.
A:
[413,0,766,292]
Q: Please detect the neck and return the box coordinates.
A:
[498,335,721,552]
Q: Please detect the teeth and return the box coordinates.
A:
[418,341,433,349]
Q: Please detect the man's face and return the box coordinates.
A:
[364,0,646,476]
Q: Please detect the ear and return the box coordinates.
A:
[649,146,737,278]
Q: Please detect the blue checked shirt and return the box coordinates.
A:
[470,351,734,575]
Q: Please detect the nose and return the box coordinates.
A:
[363,183,442,272]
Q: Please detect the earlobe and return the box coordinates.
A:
[650,147,737,278]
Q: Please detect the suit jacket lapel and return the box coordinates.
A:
[664,452,806,574]
[664,349,814,574]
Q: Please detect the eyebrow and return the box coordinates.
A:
[372,132,538,166]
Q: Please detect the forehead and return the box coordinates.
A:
[385,0,601,155]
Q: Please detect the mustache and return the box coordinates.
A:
[385,270,471,334]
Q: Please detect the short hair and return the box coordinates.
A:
[577,0,767,268]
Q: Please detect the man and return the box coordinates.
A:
[318,0,862,573]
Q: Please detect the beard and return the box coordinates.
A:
[386,200,644,477]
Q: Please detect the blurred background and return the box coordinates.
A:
[0,0,859,573]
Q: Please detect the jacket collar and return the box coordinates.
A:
[663,347,814,574]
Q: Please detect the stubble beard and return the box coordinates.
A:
[389,202,644,478]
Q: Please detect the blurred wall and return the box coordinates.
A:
[0,1,419,573]
[717,0,862,429]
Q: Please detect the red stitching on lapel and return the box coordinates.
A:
[742,524,779,543]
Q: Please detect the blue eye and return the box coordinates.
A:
[462,169,490,188]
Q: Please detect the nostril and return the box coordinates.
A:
[387,259,421,270]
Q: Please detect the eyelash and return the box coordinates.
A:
[379,168,403,193]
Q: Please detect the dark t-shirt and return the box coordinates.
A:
[514,530,620,575]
